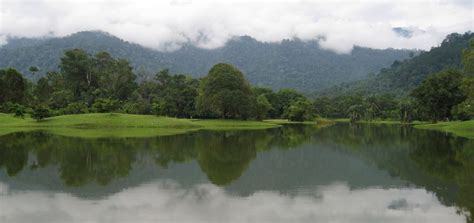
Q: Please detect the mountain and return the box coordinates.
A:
[316,32,474,97]
[0,31,413,93]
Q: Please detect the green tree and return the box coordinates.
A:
[29,66,39,76]
[34,77,52,103]
[197,63,254,119]
[0,68,27,105]
[255,94,272,120]
[411,70,466,121]
[93,52,137,100]
[452,78,474,120]
[285,99,315,122]
[13,104,26,118]
[92,98,120,113]
[31,104,51,121]
[60,49,96,99]
[462,38,474,76]
[273,89,304,118]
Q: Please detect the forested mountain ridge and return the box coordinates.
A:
[0,31,413,93]
[316,32,474,97]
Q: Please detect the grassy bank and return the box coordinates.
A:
[414,120,474,139]
[0,113,281,138]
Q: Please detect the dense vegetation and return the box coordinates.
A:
[0,49,316,121]
[0,31,413,92]
[1,32,473,125]
[317,32,474,97]
[314,35,474,123]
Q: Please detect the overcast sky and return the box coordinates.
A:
[0,0,472,53]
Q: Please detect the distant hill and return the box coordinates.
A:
[316,32,474,97]
[0,31,413,93]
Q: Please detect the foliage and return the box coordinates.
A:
[411,70,466,121]
[64,102,88,115]
[197,63,255,119]
[92,98,120,113]
[255,94,272,120]
[319,32,474,97]
[0,68,27,105]
[31,104,50,121]
[13,104,26,119]
[284,99,315,122]
[0,31,413,93]
[33,77,52,103]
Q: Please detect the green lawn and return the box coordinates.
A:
[414,120,474,139]
[0,113,281,138]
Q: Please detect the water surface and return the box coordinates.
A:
[0,124,472,222]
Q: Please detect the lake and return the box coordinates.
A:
[0,123,472,223]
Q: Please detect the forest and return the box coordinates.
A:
[0,31,412,93]
[0,34,473,124]
[0,49,315,122]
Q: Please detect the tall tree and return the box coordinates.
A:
[197,63,254,119]
[411,70,466,121]
[34,77,52,103]
[59,49,96,99]
[0,68,27,104]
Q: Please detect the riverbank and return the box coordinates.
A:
[414,120,474,139]
[332,118,474,139]
[0,113,314,138]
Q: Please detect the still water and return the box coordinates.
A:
[0,123,473,223]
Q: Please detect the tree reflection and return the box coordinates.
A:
[0,125,315,186]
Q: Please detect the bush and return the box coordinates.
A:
[452,100,474,120]
[92,98,120,113]
[13,104,26,118]
[64,102,88,114]
[31,104,51,121]
[121,100,149,114]
[285,99,315,122]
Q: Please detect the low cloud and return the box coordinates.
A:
[0,0,472,53]
[0,181,466,223]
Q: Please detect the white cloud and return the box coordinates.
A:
[0,0,472,53]
[0,181,467,223]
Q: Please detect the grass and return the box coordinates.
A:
[0,113,282,138]
[264,118,335,126]
[414,120,474,139]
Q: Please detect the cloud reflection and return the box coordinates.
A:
[0,181,466,223]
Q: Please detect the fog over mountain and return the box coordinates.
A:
[1,0,472,53]
[0,31,414,92]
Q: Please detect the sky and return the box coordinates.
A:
[0,0,472,53]
[0,181,466,223]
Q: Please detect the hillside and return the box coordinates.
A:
[316,32,474,97]
[0,31,413,93]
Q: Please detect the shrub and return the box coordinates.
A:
[31,104,51,121]
[64,102,88,114]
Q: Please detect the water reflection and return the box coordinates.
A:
[0,124,473,222]
[0,180,464,223]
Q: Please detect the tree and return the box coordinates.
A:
[29,66,39,76]
[462,38,474,76]
[285,99,315,122]
[13,104,26,118]
[0,68,27,104]
[255,94,272,120]
[348,104,365,123]
[411,70,466,121]
[60,49,96,99]
[399,99,415,123]
[452,78,474,120]
[93,52,137,100]
[34,77,52,103]
[92,98,120,113]
[31,104,50,121]
[273,89,304,118]
[197,63,254,119]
